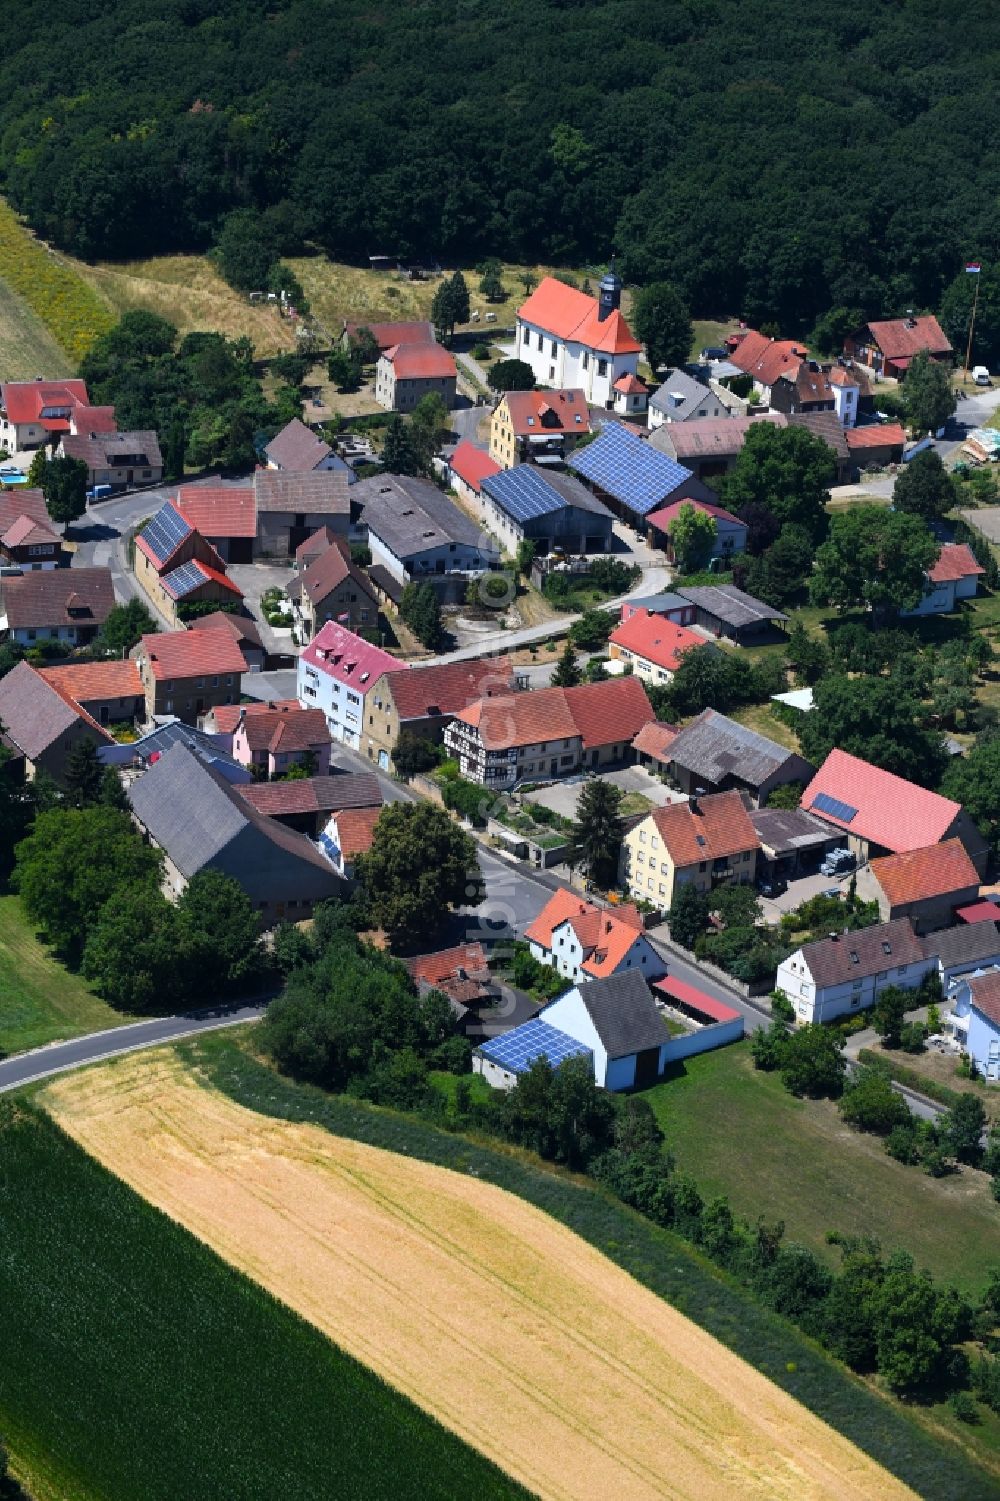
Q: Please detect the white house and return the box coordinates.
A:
[901,543,985,618]
[829,365,863,428]
[524,889,665,984]
[515,267,641,408]
[647,368,728,429]
[949,970,1000,1081]
[356,473,499,587]
[776,918,933,1025]
[935,921,1000,990]
[297,621,405,750]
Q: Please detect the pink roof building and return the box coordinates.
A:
[297,620,407,750]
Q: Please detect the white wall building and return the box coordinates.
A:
[777,918,933,1025]
[297,620,405,751]
[514,267,642,408]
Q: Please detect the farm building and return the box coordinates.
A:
[480,465,613,556]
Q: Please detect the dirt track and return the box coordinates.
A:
[43,1053,918,1501]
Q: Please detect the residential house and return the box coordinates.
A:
[646,498,748,562]
[828,362,871,427]
[444,676,653,789]
[128,742,341,924]
[649,413,785,482]
[356,473,499,592]
[133,501,242,626]
[131,627,245,725]
[253,469,354,559]
[480,465,613,556]
[287,536,379,636]
[230,704,333,779]
[750,806,841,880]
[195,610,266,673]
[786,409,853,482]
[0,378,90,452]
[568,421,715,529]
[59,430,162,491]
[844,316,953,380]
[1,565,114,646]
[0,489,63,570]
[342,319,435,353]
[726,330,810,403]
[676,584,787,644]
[37,659,145,729]
[901,543,984,617]
[238,772,381,835]
[776,918,933,1025]
[489,389,591,468]
[264,418,351,473]
[620,592,696,626]
[446,440,501,505]
[474,970,669,1092]
[525,890,665,984]
[295,526,345,573]
[375,342,457,412]
[612,373,649,418]
[175,484,256,564]
[631,720,680,772]
[202,699,298,739]
[405,941,498,1024]
[662,708,813,806]
[362,655,514,772]
[607,609,707,684]
[844,422,906,475]
[768,360,836,418]
[514,268,642,406]
[647,368,729,429]
[935,922,1000,990]
[0,659,110,781]
[856,839,980,934]
[620,790,760,913]
[319,805,382,881]
[297,621,404,749]
[99,717,250,784]
[801,749,988,872]
[951,973,1000,1081]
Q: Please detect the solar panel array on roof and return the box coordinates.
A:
[160,560,205,599]
[812,791,858,824]
[478,1017,591,1074]
[140,503,192,565]
[481,466,564,522]
[568,422,694,517]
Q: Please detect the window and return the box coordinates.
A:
[639,830,646,842]
[211,677,218,687]
[699,860,707,872]
[647,877,654,890]
[897,966,906,975]
[522,328,529,345]
[743,852,751,862]
[551,340,558,357]
[598,359,607,377]
[142,469,151,479]
[651,836,659,850]
[582,351,589,370]
[658,884,666,896]
[637,851,644,863]
[536,333,543,350]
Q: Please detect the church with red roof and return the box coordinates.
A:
[515,261,642,408]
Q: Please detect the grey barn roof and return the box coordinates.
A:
[98,719,248,779]
[668,708,805,789]
[750,806,834,856]
[678,584,787,628]
[800,918,925,988]
[573,970,668,1057]
[648,367,718,422]
[933,921,1000,970]
[356,473,495,560]
[253,468,353,515]
[624,592,690,614]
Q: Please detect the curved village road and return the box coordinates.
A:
[0,1002,270,1094]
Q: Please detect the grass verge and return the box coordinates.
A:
[0,199,113,362]
[0,1096,525,1501]
[0,274,73,379]
[0,895,134,1055]
[185,1029,999,1499]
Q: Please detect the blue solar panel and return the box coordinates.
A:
[478,1018,591,1074]
[481,466,564,523]
[812,791,858,824]
[160,560,205,599]
[141,502,192,564]
[569,422,694,518]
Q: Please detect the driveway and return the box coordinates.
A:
[523,764,683,821]
[241,668,300,703]
[758,868,854,923]
[228,561,299,658]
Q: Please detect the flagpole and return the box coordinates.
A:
[964,271,981,385]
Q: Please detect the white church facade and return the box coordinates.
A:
[515,265,642,408]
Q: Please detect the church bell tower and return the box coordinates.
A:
[597,256,622,322]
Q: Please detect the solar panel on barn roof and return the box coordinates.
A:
[141,503,192,564]
[160,560,205,599]
[478,1017,591,1074]
[812,791,858,824]
[481,467,564,523]
[568,423,694,517]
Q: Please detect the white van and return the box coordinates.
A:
[973,366,991,386]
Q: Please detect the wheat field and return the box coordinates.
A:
[43,1052,917,1501]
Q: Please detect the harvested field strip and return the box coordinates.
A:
[0,1097,523,1501]
[45,1052,918,1501]
[0,199,113,362]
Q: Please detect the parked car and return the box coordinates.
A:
[757,875,787,898]
[822,887,843,900]
[973,366,991,386]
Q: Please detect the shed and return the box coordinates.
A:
[676,584,787,644]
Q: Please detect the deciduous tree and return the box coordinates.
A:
[668,501,716,573]
[82,884,184,1012]
[903,350,956,434]
[176,869,264,994]
[779,1023,846,1098]
[488,358,535,393]
[42,455,89,524]
[721,424,835,544]
[357,802,481,949]
[892,449,956,520]
[810,505,939,616]
[798,673,947,786]
[632,281,693,371]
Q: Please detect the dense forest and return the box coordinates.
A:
[1,0,998,329]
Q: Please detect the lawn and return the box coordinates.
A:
[0,895,133,1055]
[729,701,802,752]
[689,317,739,360]
[0,274,73,380]
[641,1042,998,1295]
[0,1097,523,1501]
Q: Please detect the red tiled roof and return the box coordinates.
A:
[332,805,382,858]
[449,439,501,492]
[967,971,1000,1028]
[456,676,652,752]
[39,660,143,705]
[0,488,50,532]
[295,526,346,561]
[300,620,403,691]
[1,379,89,424]
[563,676,654,750]
[648,790,759,867]
[802,749,961,854]
[136,628,246,682]
[70,404,117,432]
[344,320,435,350]
[646,498,746,532]
[0,660,110,758]
[237,706,332,754]
[653,975,741,1023]
[517,278,641,354]
[383,342,457,380]
[386,656,513,722]
[727,330,809,389]
[161,560,243,601]
[956,900,1000,925]
[928,543,984,584]
[238,773,381,817]
[210,699,299,736]
[844,423,906,450]
[869,839,979,908]
[406,941,490,988]
[632,720,680,762]
[614,373,648,394]
[176,485,256,538]
[609,610,706,673]
[500,388,590,436]
[525,889,600,949]
[195,611,264,653]
[1,513,59,548]
[297,543,376,610]
[867,316,952,361]
[2,566,114,630]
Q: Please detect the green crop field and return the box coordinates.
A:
[185,1029,1000,1499]
[0,1097,526,1501]
[0,275,73,381]
[641,1042,998,1295]
[0,895,133,1055]
[0,199,113,363]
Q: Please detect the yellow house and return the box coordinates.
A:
[489,388,590,469]
[620,791,759,913]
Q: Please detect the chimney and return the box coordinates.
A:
[828,932,838,941]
